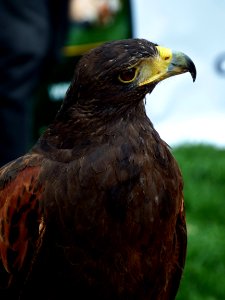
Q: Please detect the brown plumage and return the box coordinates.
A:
[0,38,196,300]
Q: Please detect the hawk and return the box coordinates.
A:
[0,38,196,299]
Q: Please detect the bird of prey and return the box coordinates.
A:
[0,38,196,300]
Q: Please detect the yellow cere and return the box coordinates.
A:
[138,46,173,86]
[156,46,173,62]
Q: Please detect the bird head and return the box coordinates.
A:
[62,38,196,114]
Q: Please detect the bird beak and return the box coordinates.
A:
[138,46,197,86]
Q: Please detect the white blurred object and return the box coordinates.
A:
[69,0,121,24]
[131,0,225,148]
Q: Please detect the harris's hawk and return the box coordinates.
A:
[0,38,196,300]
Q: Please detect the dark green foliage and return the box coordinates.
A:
[172,144,225,300]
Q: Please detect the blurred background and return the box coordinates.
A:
[132,0,225,148]
[32,0,133,140]
[0,1,224,299]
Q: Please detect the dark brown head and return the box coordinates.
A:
[38,39,196,155]
[59,38,196,115]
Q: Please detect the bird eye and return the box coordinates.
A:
[118,67,137,83]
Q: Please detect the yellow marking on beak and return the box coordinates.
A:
[138,46,173,86]
[138,46,196,86]
[156,46,173,62]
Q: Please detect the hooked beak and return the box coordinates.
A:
[138,45,197,86]
[166,49,197,82]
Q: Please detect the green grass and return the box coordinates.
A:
[172,144,225,300]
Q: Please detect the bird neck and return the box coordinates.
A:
[36,100,150,155]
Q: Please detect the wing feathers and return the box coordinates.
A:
[0,166,43,274]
